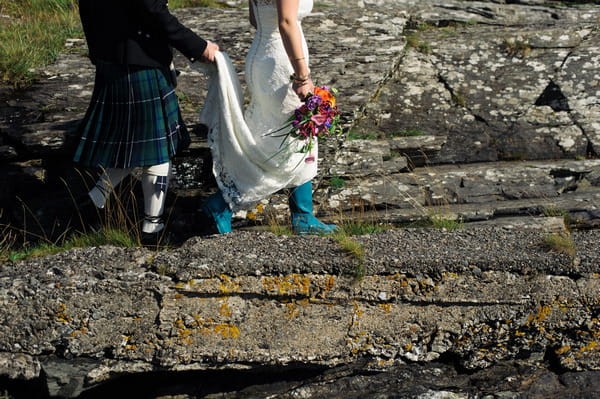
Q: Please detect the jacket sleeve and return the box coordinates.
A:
[138,0,208,62]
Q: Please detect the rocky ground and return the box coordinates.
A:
[1,0,600,398]
[1,229,600,398]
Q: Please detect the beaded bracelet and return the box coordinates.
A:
[290,73,310,83]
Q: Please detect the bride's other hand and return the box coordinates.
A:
[293,78,314,101]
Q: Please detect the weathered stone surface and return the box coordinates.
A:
[0,228,598,397]
[0,353,40,380]
[329,139,410,177]
[588,165,600,186]
[352,20,600,162]
[327,135,447,178]
[318,159,600,220]
[389,135,447,167]
[558,29,600,155]
[464,215,567,233]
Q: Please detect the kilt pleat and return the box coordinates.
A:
[74,62,190,168]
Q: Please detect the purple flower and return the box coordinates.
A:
[305,94,323,111]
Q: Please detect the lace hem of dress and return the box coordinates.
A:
[207,125,257,212]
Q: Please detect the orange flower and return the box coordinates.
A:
[313,86,336,107]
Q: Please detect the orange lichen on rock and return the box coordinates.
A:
[218,275,241,294]
[214,324,241,338]
[262,274,312,297]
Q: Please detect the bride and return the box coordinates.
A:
[199,0,337,235]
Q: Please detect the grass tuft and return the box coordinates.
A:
[333,233,366,282]
[543,233,576,256]
[339,221,391,236]
[542,206,572,227]
[428,214,464,230]
[451,92,467,107]
[391,129,425,137]
[404,33,432,55]
[268,223,295,236]
[329,176,346,189]
[502,38,532,58]
[0,227,17,265]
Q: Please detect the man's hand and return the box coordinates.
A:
[201,41,220,63]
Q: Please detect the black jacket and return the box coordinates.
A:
[78,0,208,68]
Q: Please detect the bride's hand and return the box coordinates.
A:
[293,78,314,101]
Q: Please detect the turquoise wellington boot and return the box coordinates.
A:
[289,181,337,235]
[202,191,233,234]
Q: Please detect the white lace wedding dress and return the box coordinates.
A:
[199,0,317,211]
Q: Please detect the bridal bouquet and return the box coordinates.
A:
[273,86,342,163]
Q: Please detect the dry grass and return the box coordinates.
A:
[502,38,532,58]
[0,0,81,86]
[333,232,366,282]
[543,232,576,256]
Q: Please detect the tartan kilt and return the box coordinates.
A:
[73,62,191,168]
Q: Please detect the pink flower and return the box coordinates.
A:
[310,114,328,126]
[305,153,315,163]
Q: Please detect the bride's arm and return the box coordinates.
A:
[276,0,314,99]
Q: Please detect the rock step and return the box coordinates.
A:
[323,190,600,230]
[243,158,600,229]
[318,158,600,210]
[323,135,447,178]
[2,228,599,397]
[313,159,600,227]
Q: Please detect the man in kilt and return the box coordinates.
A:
[74,0,219,243]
